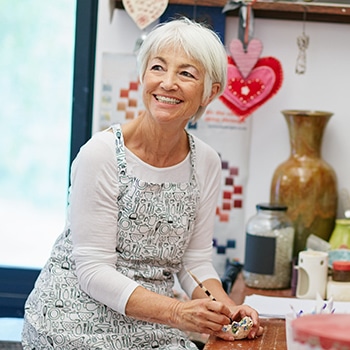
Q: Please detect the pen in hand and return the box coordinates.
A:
[187,269,237,329]
[187,271,256,338]
[187,270,217,301]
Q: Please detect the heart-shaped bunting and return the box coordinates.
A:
[230,38,263,79]
[122,0,168,30]
[220,56,283,120]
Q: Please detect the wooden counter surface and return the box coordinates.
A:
[204,318,286,350]
[203,274,294,350]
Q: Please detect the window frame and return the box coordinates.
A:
[0,0,98,318]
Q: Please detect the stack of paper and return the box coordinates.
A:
[244,294,350,319]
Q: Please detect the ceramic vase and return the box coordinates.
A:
[270,110,337,257]
[329,219,350,250]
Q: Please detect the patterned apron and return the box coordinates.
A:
[22,124,200,349]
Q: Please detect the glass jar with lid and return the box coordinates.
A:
[332,260,350,282]
[243,203,295,289]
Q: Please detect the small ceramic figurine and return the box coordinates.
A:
[222,316,254,339]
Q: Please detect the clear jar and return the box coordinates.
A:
[243,203,295,289]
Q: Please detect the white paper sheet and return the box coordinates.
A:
[244,294,350,319]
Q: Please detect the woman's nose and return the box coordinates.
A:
[160,72,178,90]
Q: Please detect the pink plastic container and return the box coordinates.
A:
[292,314,350,350]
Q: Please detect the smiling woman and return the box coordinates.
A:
[0,1,76,269]
[21,18,263,350]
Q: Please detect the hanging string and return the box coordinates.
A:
[242,0,257,51]
[244,2,252,48]
[295,6,309,74]
[222,0,257,50]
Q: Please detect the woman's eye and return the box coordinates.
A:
[181,71,195,78]
[151,64,163,71]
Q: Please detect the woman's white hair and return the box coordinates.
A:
[136,17,228,122]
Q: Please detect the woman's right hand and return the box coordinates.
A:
[169,298,236,341]
[125,286,235,340]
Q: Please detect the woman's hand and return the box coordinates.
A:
[169,298,237,341]
[189,278,264,341]
[228,304,264,339]
[126,284,263,342]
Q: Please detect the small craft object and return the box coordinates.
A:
[187,270,253,339]
[222,316,253,339]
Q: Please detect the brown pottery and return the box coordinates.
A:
[270,110,337,257]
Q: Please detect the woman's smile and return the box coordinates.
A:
[154,94,182,105]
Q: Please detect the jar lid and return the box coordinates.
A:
[292,314,350,348]
[256,203,288,211]
[333,260,350,271]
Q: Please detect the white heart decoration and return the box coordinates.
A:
[122,0,169,30]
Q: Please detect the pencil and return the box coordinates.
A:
[187,270,216,301]
[188,270,235,328]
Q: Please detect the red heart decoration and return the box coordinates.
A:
[220,56,283,120]
[230,39,263,78]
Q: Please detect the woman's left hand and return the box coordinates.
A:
[228,304,264,339]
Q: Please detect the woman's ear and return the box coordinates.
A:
[201,83,221,106]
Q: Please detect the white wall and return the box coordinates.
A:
[93,0,350,238]
[230,18,350,221]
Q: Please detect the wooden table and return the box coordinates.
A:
[203,274,294,350]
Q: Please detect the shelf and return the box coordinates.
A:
[113,1,350,23]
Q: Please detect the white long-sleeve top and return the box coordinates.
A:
[70,128,221,315]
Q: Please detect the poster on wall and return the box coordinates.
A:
[97,52,252,275]
[188,100,252,274]
[97,53,143,131]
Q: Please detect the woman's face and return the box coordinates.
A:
[142,47,216,127]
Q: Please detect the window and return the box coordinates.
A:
[0,1,76,268]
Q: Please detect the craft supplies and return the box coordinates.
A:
[222,316,253,339]
[187,270,216,301]
[285,296,336,350]
[187,270,253,339]
[243,203,295,289]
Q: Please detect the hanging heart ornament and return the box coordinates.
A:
[122,0,169,30]
[230,39,263,79]
[220,39,283,121]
